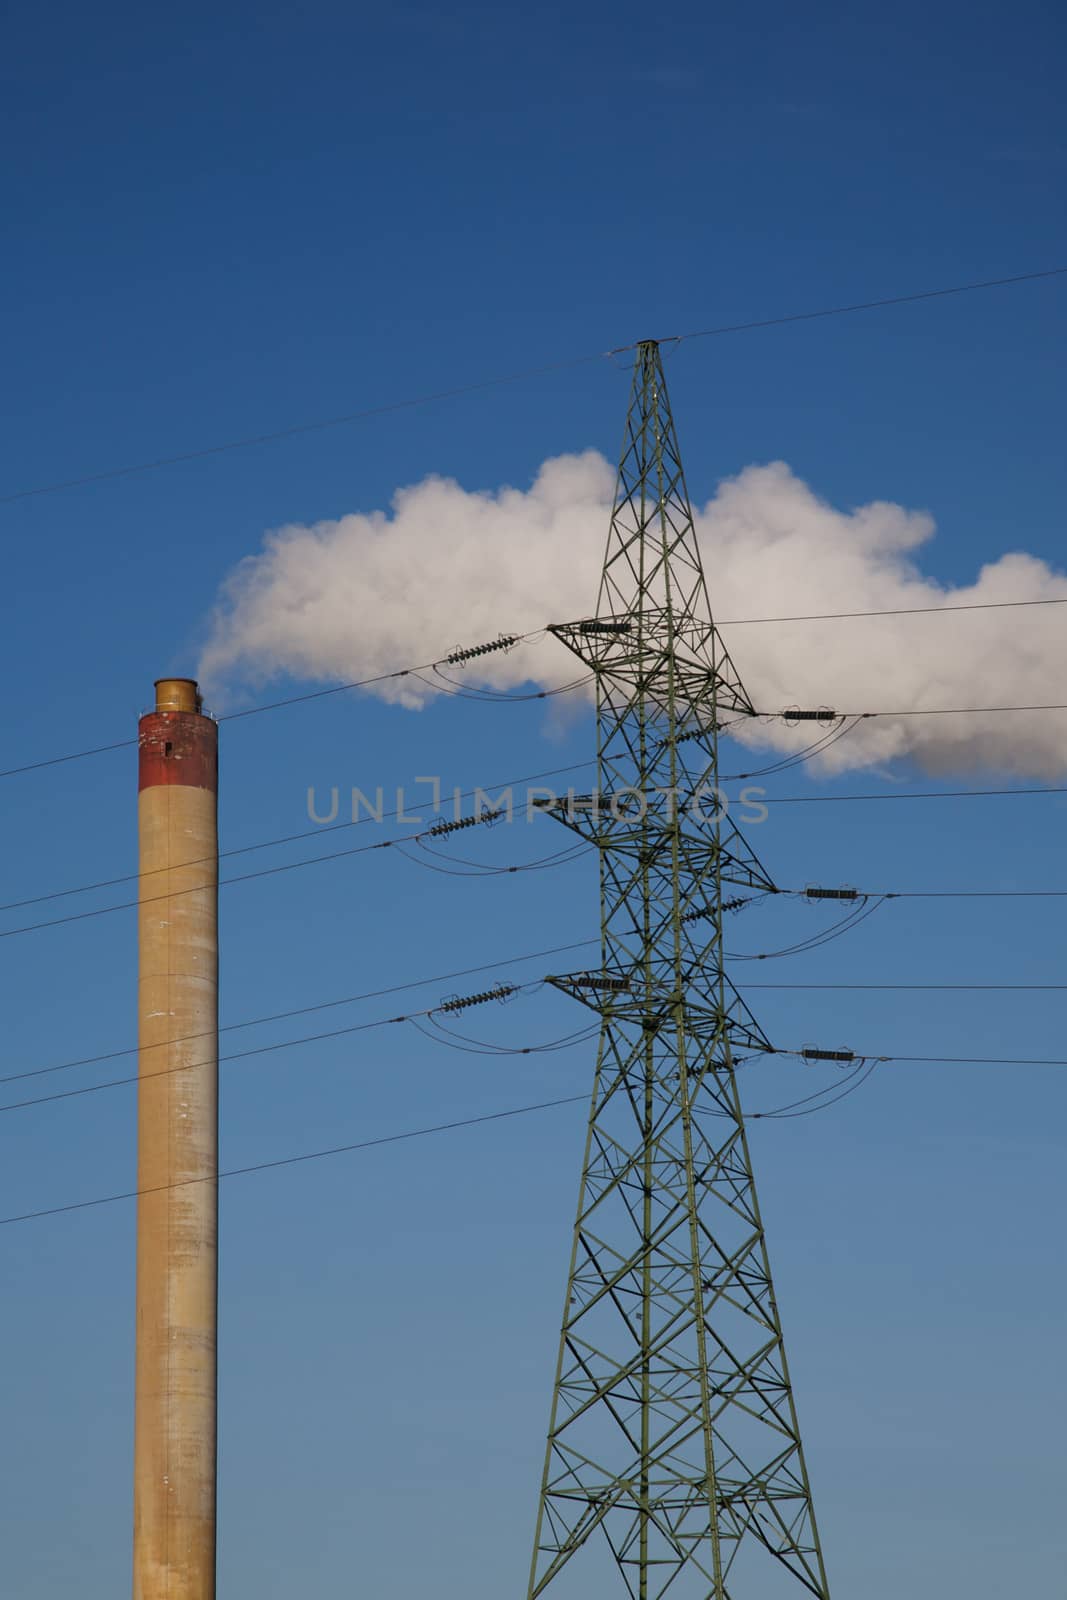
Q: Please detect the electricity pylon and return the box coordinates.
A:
[526,341,831,1600]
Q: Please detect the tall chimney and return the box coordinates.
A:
[134,678,218,1600]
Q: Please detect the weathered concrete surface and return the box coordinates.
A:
[134,682,218,1600]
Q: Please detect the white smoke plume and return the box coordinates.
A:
[199,452,1067,776]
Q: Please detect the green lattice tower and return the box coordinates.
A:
[526,341,831,1600]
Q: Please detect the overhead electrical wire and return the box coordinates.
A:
[6,619,1067,783]
[748,1058,880,1120]
[423,664,595,703]
[9,869,1065,1095]
[744,981,1067,991]
[6,685,1067,791]
[0,980,581,1118]
[410,1014,600,1057]
[3,265,1062,511]
[0,628,545,779]
[664,266,1067,346]
[760,783,1067,806]
[0,936,602,1092]
[402,835,590,878]
[718,716,863,780]
[0,822,591,942]
[12,956,1061,1102]
[779,884,1067,900]
[717,595,1067,625]
[6,778,1067,939]
[752,701,1067,720]
[8,754,1067,924]
[728,896,887,960]
[871,1052,1067,1065]
[4,1043,1067,1230]
[0,764,600,939]
[0,1093,593,1230]
[0,758,596,914]
[771,1047,1067,1066]
[0,830,416,941]
[6,958,1065,1119]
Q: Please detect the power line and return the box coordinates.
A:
[763,783,1067,805]
[751,982,1067,991]
[5,871,1064,1089]
[6,963,1064,1118]
[841,703,1067,718]
[2,908,1067,1094]
[749,703,1067,720]
[7,611,1067,783]
[878,1053,1067,1066]
[0,362,605,508]
[5,775,1067,936]
[0,984,556,1117]
[748,1058,879,1121]
[4,266,1063,510]
[774,1048,1067,1067]
[784,886,1067,899]
[720,596,1067,626]
[0,1092,590,1229]
[0,630,547,779]
[5,1041,1067,1230]
[0,803,591,944]
[11,692,1067,787]
[0,734,141,779]
[0,833,398,940]
[0,937,599,1090]
[668,266,1067,346]
[0,758,594,913]
[883,888,1067,899]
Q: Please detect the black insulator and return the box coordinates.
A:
[426,808,499,837]
[801,1047,856,1062]
[533,793,596,808]
[804,887,859,900]
[783,707,837,723]
[439,984,516,1013]
[446,634,519,665]
[571,974,630,991]
[683,896,749,923]
[578,619,631,634]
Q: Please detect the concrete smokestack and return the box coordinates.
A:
[134,678,218,1600]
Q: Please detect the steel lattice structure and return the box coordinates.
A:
[526,341,831,1600]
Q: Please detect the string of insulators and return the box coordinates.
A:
[446,634,519,664]
[578,619,631,634]
[682,896,750,923]
[426,809,500,837]
[571,974,631,992]
[438,984,517,1014]
[674,722,719,745]
[804,886,860,901]
[783,707,837,723]
[802,1047,856,1062]
[531,793,601,810]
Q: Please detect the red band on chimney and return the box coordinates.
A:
[138,711,218,792]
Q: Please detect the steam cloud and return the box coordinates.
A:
[199,452,1067,776]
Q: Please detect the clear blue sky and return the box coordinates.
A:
[1,2,1065,1595]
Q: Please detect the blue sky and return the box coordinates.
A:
[1,1,1065,1595]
